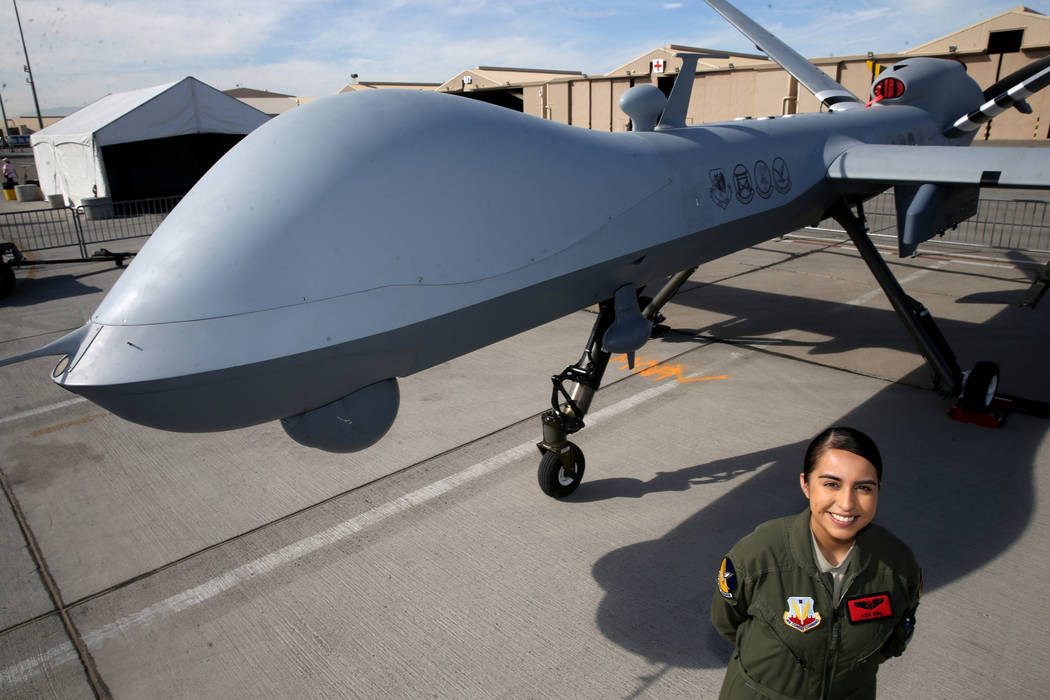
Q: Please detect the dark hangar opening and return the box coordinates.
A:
[456,88,524,112]
[987,29,1024,54]
[101,133,245,202]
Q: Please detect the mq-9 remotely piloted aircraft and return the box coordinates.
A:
[3,0,1049,498]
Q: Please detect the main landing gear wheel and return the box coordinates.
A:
[538,443,585,499]
[960,361,1000,411]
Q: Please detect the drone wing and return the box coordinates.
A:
[826,143,1050,256]
[704,0,863,111]
[827,145,1050,189]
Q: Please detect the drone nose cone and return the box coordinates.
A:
[92,89,668,330]
[62,89,671,434]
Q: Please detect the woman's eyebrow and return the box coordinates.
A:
[818,474,878,487]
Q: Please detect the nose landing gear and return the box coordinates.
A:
[535,268,697,498]
[536,298,614,499]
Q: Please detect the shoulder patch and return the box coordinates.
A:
[717,557,737,599]
[846,592,894,623]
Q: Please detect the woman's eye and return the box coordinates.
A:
[857,485,872,493]
[822,481,838,489]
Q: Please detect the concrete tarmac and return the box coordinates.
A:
[1,229,1049,698]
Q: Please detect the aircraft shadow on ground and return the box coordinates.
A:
[3,272,104,306]
[656,273,1049,399]
[582,260,1048,670]
[584,386,1044,670]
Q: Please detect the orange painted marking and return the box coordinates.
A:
[32,413,108,436]
[612,354,728,384]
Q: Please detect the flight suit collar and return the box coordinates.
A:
[789,508,873,588]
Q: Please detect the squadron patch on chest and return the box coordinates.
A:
[717,557,737,599]
[783,596,822,632]
[846,593,894,623]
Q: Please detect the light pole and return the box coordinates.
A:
[12,0,43,131]
[0,83,10,145]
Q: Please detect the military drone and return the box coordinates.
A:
[4,0,1048,498]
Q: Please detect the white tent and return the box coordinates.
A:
[31,77,270,206]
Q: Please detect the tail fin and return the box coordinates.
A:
[704,0,862,112]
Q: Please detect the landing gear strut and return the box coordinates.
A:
[536,298,614,498]
[829,201,1001,414]
[536,269,697,498]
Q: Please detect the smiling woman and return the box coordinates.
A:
[710,427,922,700]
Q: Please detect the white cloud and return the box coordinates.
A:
[1,0,1047,119]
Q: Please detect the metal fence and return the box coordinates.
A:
[3,191,1049,261]
[817,191,1050,254]
[0,195,182,258]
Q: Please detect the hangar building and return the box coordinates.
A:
[421,6,1050,141]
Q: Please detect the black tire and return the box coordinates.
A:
[960,361,1000,411]
[0,262,14,299]
[538,443,585,499]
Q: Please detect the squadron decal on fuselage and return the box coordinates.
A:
[707,158,789,209]
[709,168,732,209]
[772,156,791,194]
[754,160,773,198]
[733,164,754,204]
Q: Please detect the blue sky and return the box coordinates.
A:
[0,0,1041,118]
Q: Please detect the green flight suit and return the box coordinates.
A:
[711,509,921,700]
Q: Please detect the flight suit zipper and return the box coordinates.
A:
[823,569,858,699]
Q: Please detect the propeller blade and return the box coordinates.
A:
[945,60,1050,138]
[982,55,1050,100]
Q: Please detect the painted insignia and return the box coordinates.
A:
[709,168,732,209]
[846,593,894,623]
[717,557,737,599]
[771,156,791,194]
[733,164,754,204]
[783,596,822,632]
[754,160,773,198]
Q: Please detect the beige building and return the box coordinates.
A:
[4,115,64,136]
[221,7,1050,142]
[339,80,442,94]
[222,88,318,117]
[431,6,1050,141]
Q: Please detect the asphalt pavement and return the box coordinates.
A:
[1,228,1049,698]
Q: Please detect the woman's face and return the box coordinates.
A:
[800,447,880,548]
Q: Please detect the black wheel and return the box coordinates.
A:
[960,361,1000,411]
[538,443,585,499]
[0,262,14,299]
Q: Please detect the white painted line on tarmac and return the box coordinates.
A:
[0,370,705,687]
[0,397,88,426]
[845,259,950,307]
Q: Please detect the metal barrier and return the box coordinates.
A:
[0,206,85,255]
[78,195,182,247]
[837,191,1050,254]
[0,195,183,257]
[3,191,1049,259]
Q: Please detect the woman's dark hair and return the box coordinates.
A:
[803,426,883,483]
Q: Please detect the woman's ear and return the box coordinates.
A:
[799,472,810,499]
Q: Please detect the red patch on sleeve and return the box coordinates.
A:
[846,593,894,623]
